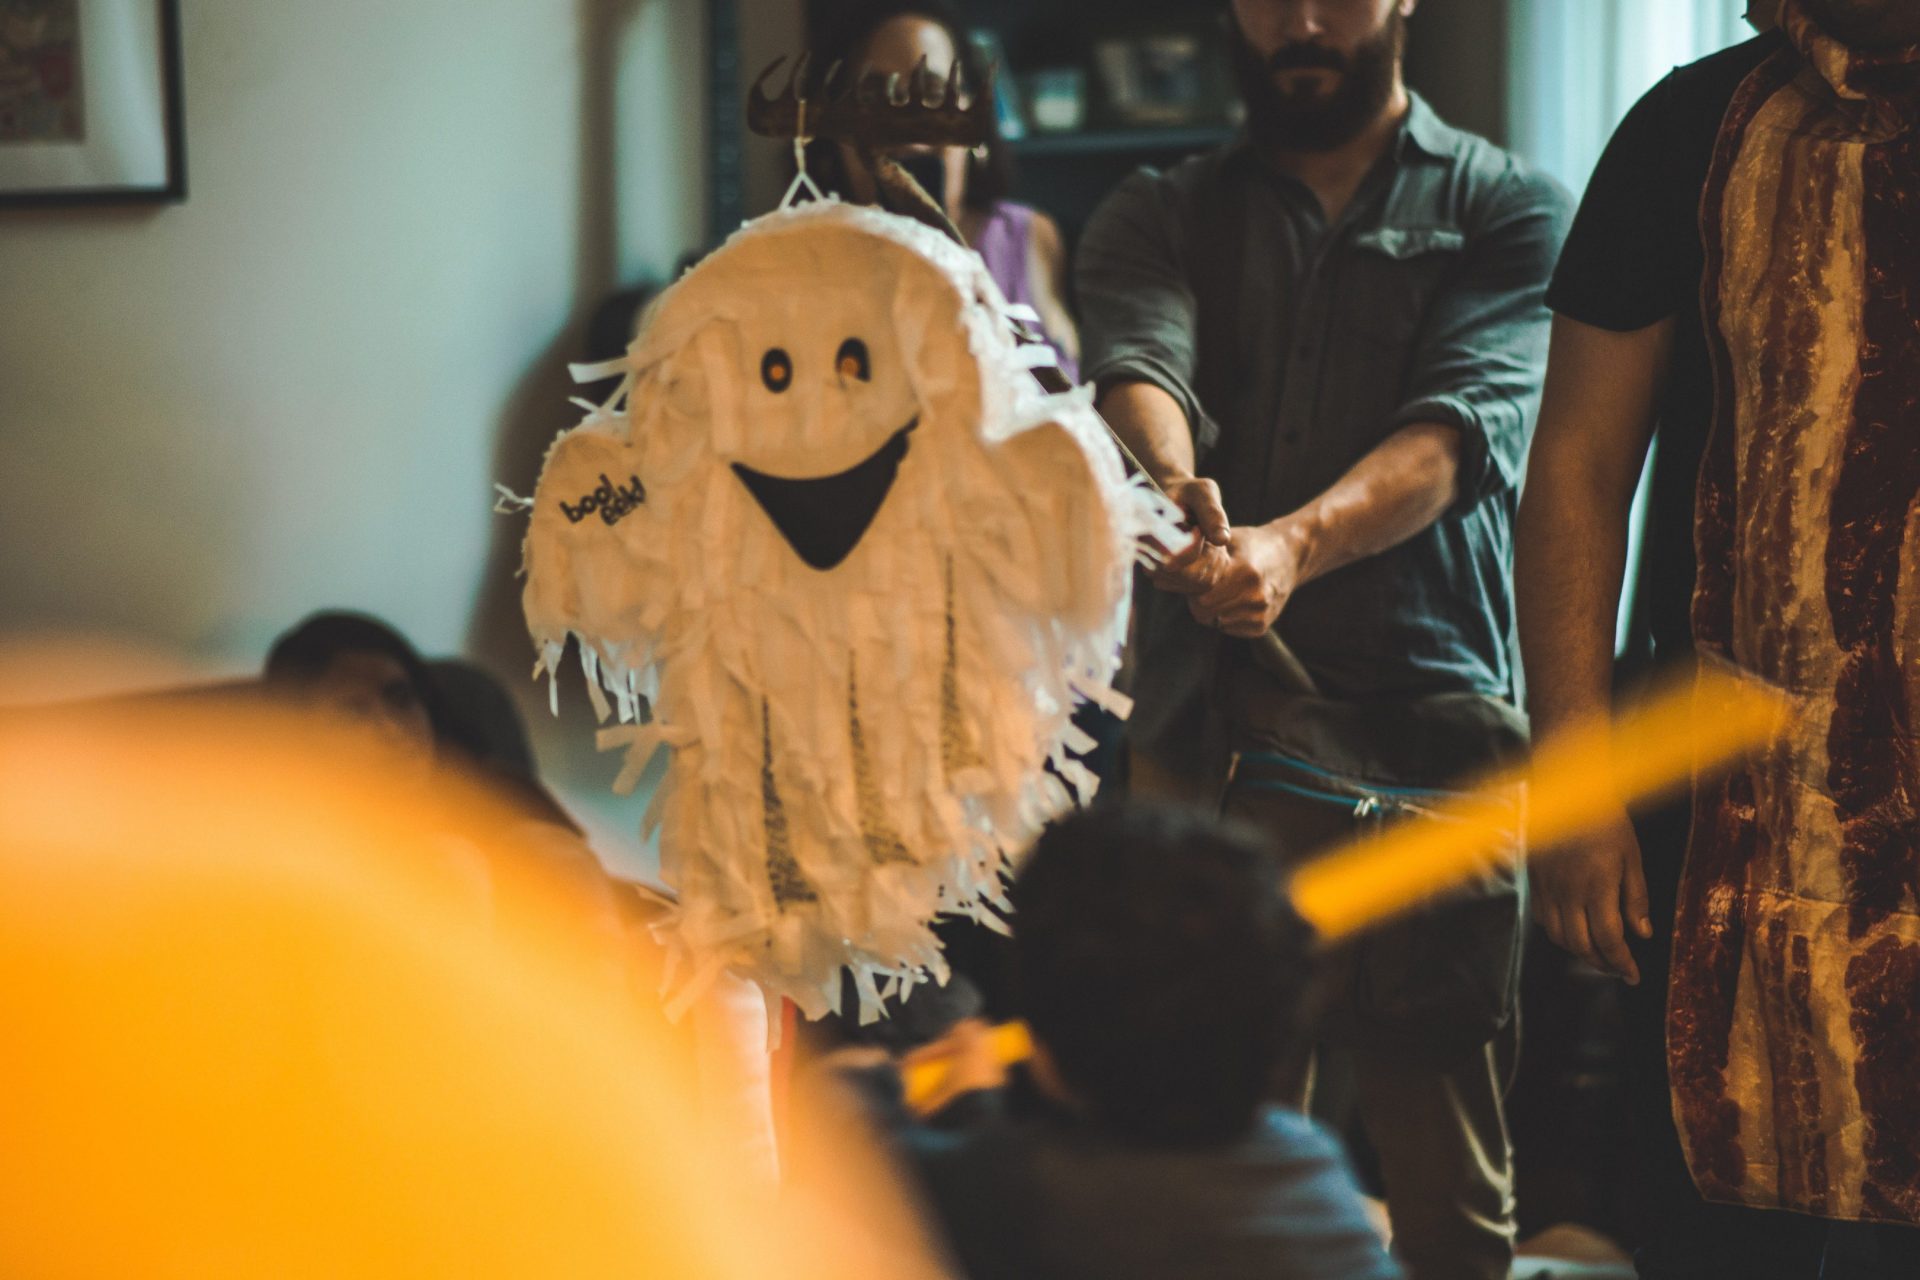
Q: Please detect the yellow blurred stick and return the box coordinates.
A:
[1291,664,1784,940]
[903,667,1788,1111]
[898,1022,1035,1115]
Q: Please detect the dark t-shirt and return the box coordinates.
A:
[1545,30,1788,667]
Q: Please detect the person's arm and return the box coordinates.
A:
[1099,380,1232,591]
[1519,62,1698,983]
[1077,173,1232,589]
[1517,316,1673,984]
[1190,423,1461,635]
[1025,209,1081,366]
[1194,169,1572,638]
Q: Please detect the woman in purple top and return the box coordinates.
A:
[806,0,1081,382]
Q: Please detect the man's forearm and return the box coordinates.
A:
[1515,461,1632,737]
[1276,421,1463,587]
[1094,379,1199,487]
[1516,450,1636,735]
[1516,318,1671,739]
[1518,318,1668,976]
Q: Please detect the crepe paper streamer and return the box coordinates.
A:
[568,356,630,383]
[1068,679,1133,720]
[597,723,692,796]
[492,484,534,515]
[901,1021,1035,1114]
[516,200,1177,1027]
[899,664,1791,1108]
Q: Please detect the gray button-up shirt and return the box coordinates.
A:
[1077,93,1570,779]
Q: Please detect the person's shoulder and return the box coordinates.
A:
[1668,27,1791,104]
[1157,144,1236,191]
[1081,167,1169,242]
[1082,154,1216,256]
[1609,29,1791,189]
[1217,1107,1371,1194]
[1243,1105,1349,1163]
[1231,1111,1402,1277]
[1094,147,1234,218]
[1001,200,1064,255]
[1403,94,1503,172]
[1414,102,1572,229]
[1235,1109,1377,1207]
[1484,153,1575,229]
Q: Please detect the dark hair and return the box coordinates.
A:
[1011,804,1315,1144]
[429,658,583,834]
[263,611,453,740]
[428,659,538,780]
[801,0,1014,211]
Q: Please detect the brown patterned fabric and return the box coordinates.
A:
[1677,0,1920,1223]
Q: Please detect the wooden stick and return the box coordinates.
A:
[1089,418,1318,695]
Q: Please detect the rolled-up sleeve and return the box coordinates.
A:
[1074,171,1221,452]
[1394,167,1572,514]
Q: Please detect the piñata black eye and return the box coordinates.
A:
[836,337,870,382]
[761,348,793,393]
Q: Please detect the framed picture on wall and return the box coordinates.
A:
[0,0,185,205]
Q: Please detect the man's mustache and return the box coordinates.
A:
[1268,44,1347,74]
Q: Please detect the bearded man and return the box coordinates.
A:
[1076,3,1569,1278]
[1521,0,1920,1274]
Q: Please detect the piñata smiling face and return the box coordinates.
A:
[724,293,920,571]
[519,201,1174,1020]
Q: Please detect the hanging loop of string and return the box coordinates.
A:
[779,93,829,209]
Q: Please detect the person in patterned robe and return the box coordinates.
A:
[1521,0,1920,1272]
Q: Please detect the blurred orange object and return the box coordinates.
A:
[0,694,945,1279]
[1288,664,1788,940]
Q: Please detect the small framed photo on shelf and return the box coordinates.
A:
[1021,67,1088,134]
[0,0,186,206]
[1091,24,1232,129]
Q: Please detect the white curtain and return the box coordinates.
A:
[1507,0,1758,196]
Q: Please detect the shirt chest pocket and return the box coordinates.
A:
[1332,226,1466,355]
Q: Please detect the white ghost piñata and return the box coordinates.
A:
[519,200,1177,1022]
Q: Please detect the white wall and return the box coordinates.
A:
[0,0,706,680]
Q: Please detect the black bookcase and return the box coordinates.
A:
[970,0,1236,238]
[804,0,1238,242]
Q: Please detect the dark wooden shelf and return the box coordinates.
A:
[1011,125,1235,158]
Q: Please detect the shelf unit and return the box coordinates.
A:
[803,0,1235,242]
[1010,125,1234,160]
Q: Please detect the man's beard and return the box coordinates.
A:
[1229,9,1406,153]
[1798,0,1920,50]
